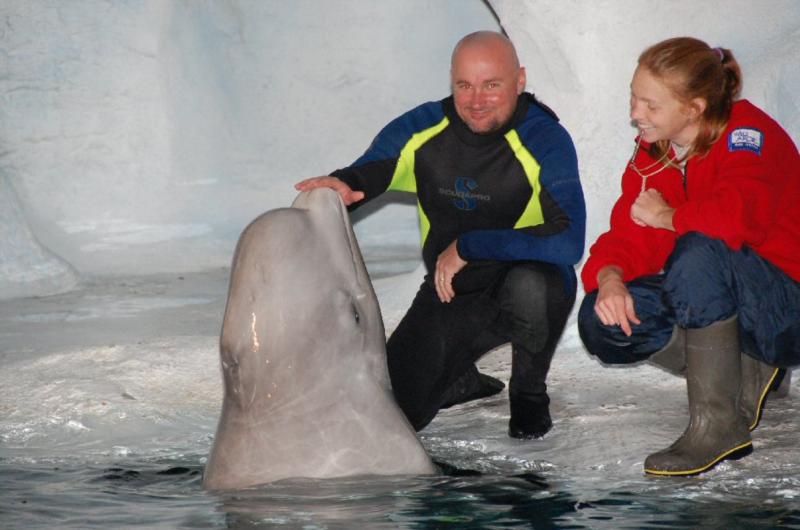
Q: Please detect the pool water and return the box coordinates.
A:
[4,455,800,528]
[2,267,799,529]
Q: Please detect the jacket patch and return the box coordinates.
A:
[728,128,763,155]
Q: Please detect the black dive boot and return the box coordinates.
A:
[648,325,686,375]
[440,364,505,409]
[644,316,752,476]
[508,345,553,439]
[740,354,785,431]
[508,390,551,439]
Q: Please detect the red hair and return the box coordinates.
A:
[638,37,742,160]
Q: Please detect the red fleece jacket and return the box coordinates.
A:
[582,100,800,292]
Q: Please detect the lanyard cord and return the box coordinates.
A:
[628,134,680,192]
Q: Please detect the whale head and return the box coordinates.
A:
[203,188,434,490]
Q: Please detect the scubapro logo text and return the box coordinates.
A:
[439,177,491,210]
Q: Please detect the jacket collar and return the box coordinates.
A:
[442,93,530,146]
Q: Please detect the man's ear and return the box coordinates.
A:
[517,66,527,94]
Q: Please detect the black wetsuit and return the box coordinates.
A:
[333,93,585,433]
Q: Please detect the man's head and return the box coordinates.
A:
[450,31,526,134]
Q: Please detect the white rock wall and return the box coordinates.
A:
[1,0,798,298]
[0,0,497,298]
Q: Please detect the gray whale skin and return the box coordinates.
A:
[203,188,436,490]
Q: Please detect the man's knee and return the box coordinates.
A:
[500,263,570,320]
[497,264,569,351]
[502,265,547,301]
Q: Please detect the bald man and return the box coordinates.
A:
[297,31,585,439]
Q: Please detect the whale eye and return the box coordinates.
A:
[352,305,360,324]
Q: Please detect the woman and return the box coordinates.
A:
[578,37,800,476]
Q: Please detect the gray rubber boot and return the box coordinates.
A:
[740,354,784,431]
[648,325,686,376]
[644,316,752,476]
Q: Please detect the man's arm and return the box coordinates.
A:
[457,118,586,267]
[316,100,448,209]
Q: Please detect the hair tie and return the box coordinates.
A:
[713,47,724,62]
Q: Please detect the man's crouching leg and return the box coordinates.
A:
[499,263,575,439]
[508,344,553,439]
[387,281,504,431]
[386,283,449,431]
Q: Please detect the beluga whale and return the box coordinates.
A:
[203,187,436,490]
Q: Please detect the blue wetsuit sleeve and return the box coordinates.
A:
[331,101,445,204]
[456,119,586,266]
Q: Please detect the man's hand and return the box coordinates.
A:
[435,240,467,303]
[594,266,640,336]
[631,189,675,230]
[295,176,365,206]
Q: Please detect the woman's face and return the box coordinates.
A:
[629,66,701,147]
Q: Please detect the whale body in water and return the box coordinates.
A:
[203,188,436,490]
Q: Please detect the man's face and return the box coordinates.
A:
[451,43,525,134]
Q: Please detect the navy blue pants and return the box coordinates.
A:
[388,261,575,431]
[579,233,800,367]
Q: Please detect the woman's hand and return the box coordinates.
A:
[594,266,640,336]
[631,189,675,230]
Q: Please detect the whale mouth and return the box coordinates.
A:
[337,199,367,289]
[300,188,371,294]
